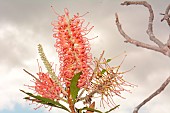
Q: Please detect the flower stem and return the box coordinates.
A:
[68,89,76,113]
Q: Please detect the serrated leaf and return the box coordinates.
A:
[105,105,120,113]
[106,59,112,63]
[70,72,82,103]
[101,69,106,74]
[20,90,70,112]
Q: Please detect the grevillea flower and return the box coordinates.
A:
[34,72,61,100]
[25,66,61,101]
[87,52,136,107]
[23,45,63,110]
[25,44,63,101]
[51,8,93,88]
[24,70,61,110]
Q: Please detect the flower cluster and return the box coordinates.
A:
[34,72,61,100]
[51,8,93,88]
[22,8,136,113]
[88,52,135,107]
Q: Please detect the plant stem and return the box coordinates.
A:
[68,89,76,113]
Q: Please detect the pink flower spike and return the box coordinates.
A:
[52,8,93,88]
[35,72,61,100]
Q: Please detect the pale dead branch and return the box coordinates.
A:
[115,1,170,113]
[115,1,170,57]
[133,75,170,113]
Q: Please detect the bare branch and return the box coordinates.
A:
[23,69,41,82]
[115,1,170,57]
[115,1,170,113]
[161,4,170,26]
[115,13,166,54]
[121,1,165,48]
[133,75,170,113]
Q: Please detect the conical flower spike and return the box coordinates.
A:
[52,8,93,88]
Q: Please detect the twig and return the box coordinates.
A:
[77,90,98,102]
[23,69,41,82]
[161,4,170,26]
[133,75,170,113]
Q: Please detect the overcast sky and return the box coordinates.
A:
[0,0,170,113]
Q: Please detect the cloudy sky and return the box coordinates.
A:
[0,0,170,113]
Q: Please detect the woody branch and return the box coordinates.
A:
[133,75,170,113]
[115,1,170,57]
[115,1,170,113]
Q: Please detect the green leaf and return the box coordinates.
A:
[20,90,70,112]
[105,105,120,113]
[77,105,119,113]
[70,72,82,103]
[106,59,112,63]
[101,69,106,74]
[78,107,103,113]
